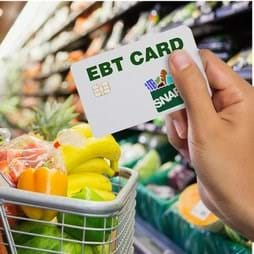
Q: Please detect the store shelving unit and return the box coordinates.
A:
[24,1,252,81]
[2,0,252,139]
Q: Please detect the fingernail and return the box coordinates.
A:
[170,50,192,71]
[173,120,187,139]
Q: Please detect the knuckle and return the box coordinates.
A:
[200,49,213,58]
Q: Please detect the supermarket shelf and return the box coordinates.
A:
[235,66,252,81]
[21,2,66,48]
[23,2,98,50]
[15,90,76,98]
[35,64,70,80]
[39,2,143,61]
[161,2,251,36]
[196,1,250,26]
[134,216,185,254]
[4,117,29,133]
[41,2,98,45]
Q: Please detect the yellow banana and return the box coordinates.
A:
[71,123,93,138]
[92,188,116,201]
[110,160,119,173]
[68,158,115,177]
[68,172,112,196]
[61,135,121,171]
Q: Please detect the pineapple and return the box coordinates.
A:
[31,96,79,141]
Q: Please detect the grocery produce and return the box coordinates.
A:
[120,143,146,167]
[13,221,92,254]
[225,225,252,247]
[55,124,121,173]
[93,244,110,254]
[0,128,10,145]
[17,167,67,220]
[0,204,20,228]
[69,158,115,177]
[0,231,8,254]
[32,96,78,141]
[178,184,223,232]
[92,188,116,201]
[58,187,117,242]
[0,134,56,186]
[138,132,176,162]
[134,149,161,183]
[167,164,195,192]
[67,172,112,196]
[147,184,175,199]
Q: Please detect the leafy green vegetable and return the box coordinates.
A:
[13,221,93,254]
[58,187,117,243]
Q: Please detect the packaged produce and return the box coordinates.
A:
[178,184,223,232]
[65,72,76,92]
[13,222,92,254]
[0,204,20,228]
[0,134,64,186]
[58,187,117,242]
[168,164,195,191]
[122,12,148,44]
[138,132,153,147]
[134,149,161,183]
[227,49,252,71]
[120,143,146,167]
[0,231,8,254]
[147,184,175,199]
[142,161,176,185]
[68,50,84,62]
[105,20,124,50]
[17,167,67,220]
[43,74,62,94]
[85,33,107,57]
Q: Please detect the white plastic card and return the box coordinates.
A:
[71,25,206,136]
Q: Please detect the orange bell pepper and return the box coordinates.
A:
[0,231,8,254]
[17,167,67,221]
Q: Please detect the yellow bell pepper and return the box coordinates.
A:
[17,167,67,221]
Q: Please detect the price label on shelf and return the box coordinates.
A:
[191,200,211,221]
[71,25,208,136]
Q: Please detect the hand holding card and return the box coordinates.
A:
[71,25,208,136]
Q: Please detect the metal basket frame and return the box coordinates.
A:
[0,168,138,254]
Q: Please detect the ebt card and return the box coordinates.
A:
[71,25,206,136]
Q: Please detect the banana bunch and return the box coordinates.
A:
[55,123,121,200]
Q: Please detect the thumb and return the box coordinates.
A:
[169,50,217,129]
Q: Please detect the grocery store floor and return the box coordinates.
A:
[134,216,185,254]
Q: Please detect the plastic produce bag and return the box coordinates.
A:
[0,134,65,186]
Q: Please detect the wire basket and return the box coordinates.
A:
[0,168,138,254]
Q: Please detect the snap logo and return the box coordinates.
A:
[144,69,183,112]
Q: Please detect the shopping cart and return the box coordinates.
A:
[0,168,138,254]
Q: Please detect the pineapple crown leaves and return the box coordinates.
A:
[31,96,79,141]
